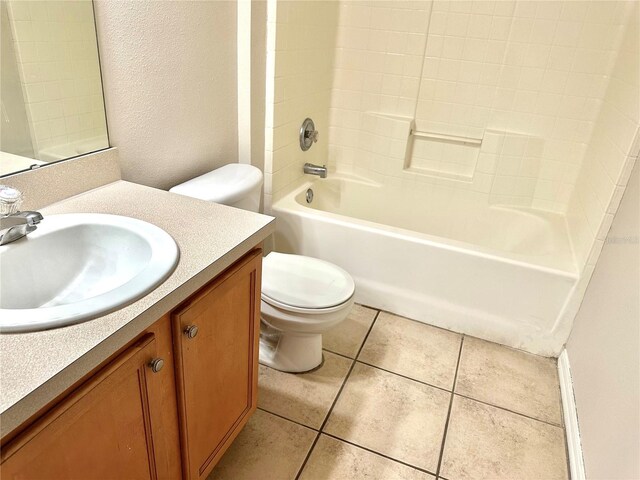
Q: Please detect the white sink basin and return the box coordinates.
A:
[0,213,179,333]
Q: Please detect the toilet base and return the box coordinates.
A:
[259,326,323,373]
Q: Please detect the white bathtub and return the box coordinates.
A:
[271,175,579,356]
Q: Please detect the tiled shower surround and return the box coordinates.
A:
[263,0,337,211]
[264,0,639,279]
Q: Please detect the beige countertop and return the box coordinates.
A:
[0,180,275,439]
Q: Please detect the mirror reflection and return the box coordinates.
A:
[0,0,108,176]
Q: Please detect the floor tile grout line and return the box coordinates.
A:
[264,317,564,477]
[358,302,563,417]
[366,304,555,360]
[293,429,321,479]
[354,359,454,394]
[259,305,566,478]
[294,309,381,480]
[435,335,465,478]
[371,306,465,338]
[256,407,320,432]
[353,310,380,361]
[353,355,564,429]
[321,431,438,477]
[320,308,380,432]
[452,393,565,428]
[451,335,564,427]
[322,347,355,361]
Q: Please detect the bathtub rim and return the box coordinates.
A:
[273,176,579,280]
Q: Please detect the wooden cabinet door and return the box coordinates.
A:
[173,249,262,479]
[1,334,171,480]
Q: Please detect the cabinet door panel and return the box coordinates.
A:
[173,250,261,479]
[1,335,161,480]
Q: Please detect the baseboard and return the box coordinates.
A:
[558,349,586,480]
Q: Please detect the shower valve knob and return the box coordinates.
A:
[306,130,319,143]
[300,118,318,151]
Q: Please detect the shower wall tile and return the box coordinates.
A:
[329,0,432,173]
[414,0,629,213]
[488,133,545,207]
[409,138,479,179]
[264,0,338,210]
[326,0,633,216]
[566,2,640,271]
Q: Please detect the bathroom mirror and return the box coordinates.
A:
[0,0,109,177]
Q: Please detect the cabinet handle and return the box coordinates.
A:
[148,358,164,373]
[184,325,199,339]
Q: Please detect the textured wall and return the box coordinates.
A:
[94,0,238,190]
[566,160,639,480]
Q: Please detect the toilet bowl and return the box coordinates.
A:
[260,251,355,372]
[170,163,355,372]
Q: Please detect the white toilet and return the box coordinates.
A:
[170,163,355,373]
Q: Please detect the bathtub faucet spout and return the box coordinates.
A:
[303,163,327,178]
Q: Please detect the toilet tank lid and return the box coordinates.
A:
[169,164,263,205]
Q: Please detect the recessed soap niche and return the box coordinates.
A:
[404,128,482,181]
[360,112,546,208]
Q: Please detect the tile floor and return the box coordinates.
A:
[209,305,569,480]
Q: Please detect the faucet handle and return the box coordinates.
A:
[306,129,319,143]
[300,118,319,151]
[0,185,23,216]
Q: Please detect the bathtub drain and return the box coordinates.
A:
[306,188,314,204]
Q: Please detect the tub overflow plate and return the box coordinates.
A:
[306,188,314,204]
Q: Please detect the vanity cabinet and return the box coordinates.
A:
[173,248,262,479]
[0,326,181,480]
[0,248,262,480]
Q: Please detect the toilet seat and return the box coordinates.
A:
[261,294,354,315]
[262,252,355,312]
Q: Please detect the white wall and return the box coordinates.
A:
[251,0,267,175]
[94,0,238,190]
[566,160,639,480]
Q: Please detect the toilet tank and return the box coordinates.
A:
[169,164,263,213]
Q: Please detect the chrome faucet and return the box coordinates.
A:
[0,186,43,245]
[303,163,327,178]
[0,211,43,245]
